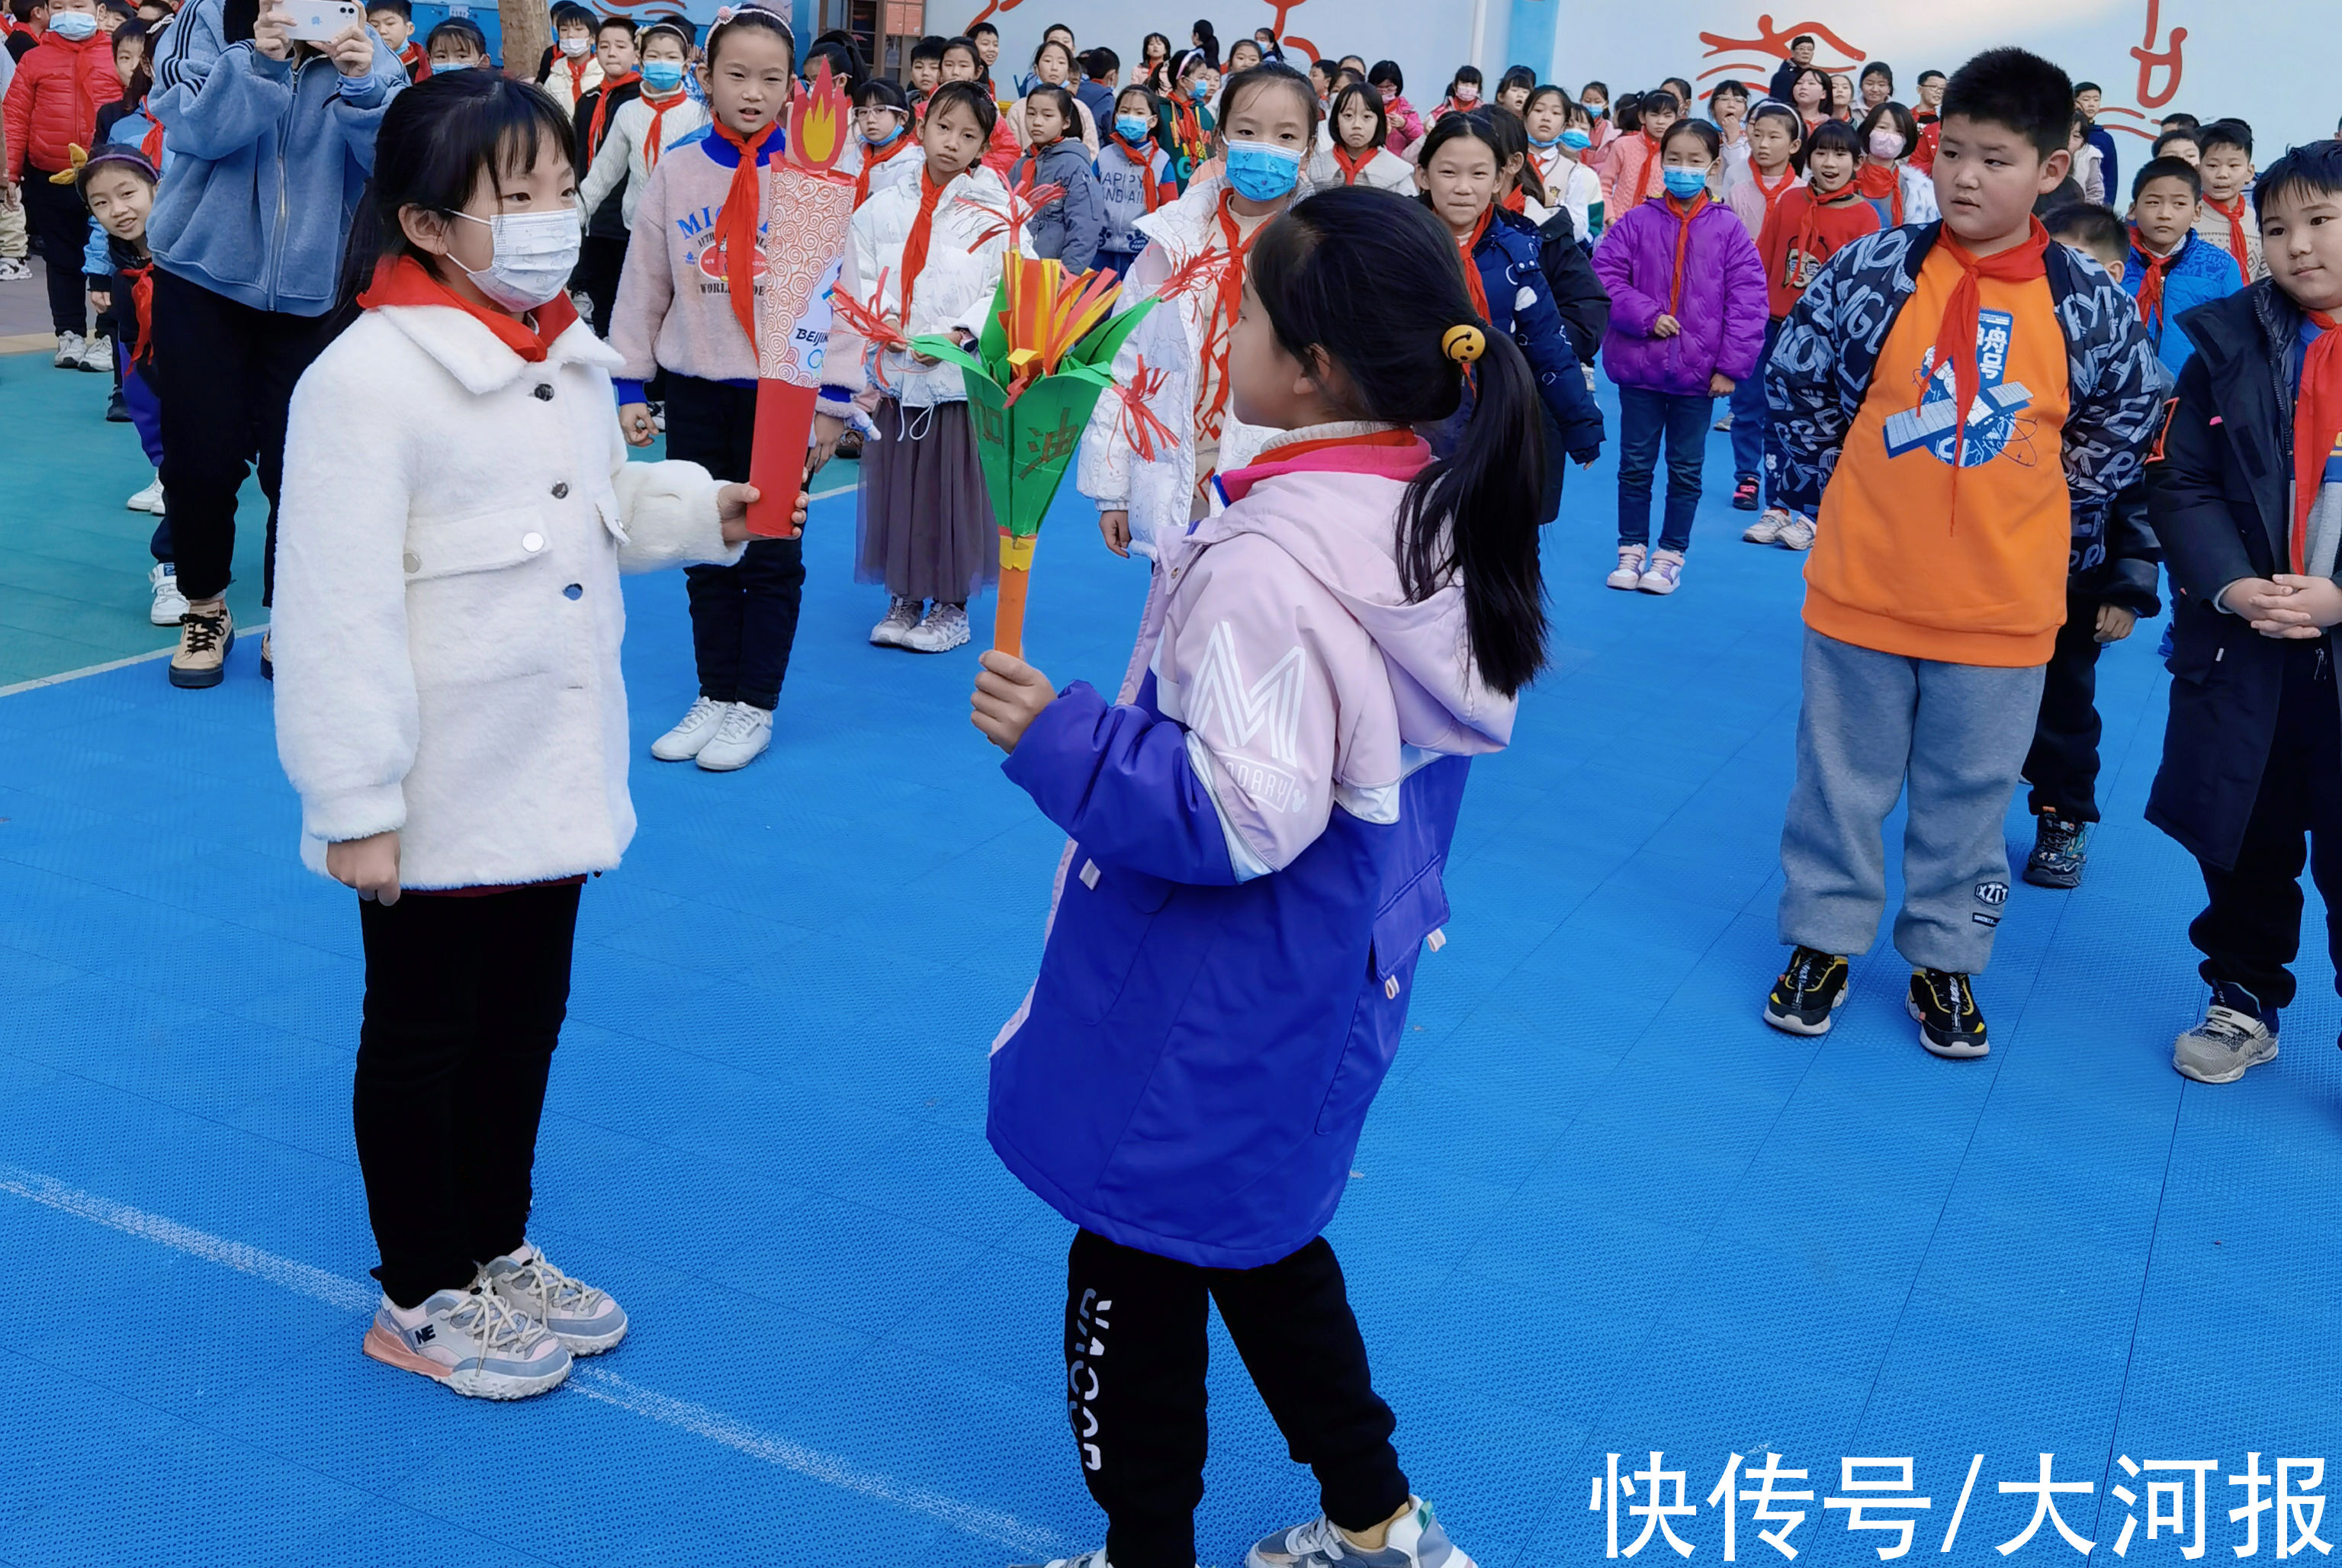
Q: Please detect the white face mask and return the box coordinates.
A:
[451,208,581,312]
[559,35,591,57]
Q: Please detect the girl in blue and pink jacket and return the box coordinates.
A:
[1592,117,1768,595]
[966,185,1544,1568]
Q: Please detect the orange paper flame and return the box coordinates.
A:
[827,266,912,392]
[788,57,850,175]
[994,252,1122,386]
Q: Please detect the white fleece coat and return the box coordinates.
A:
[824,163,1010,409]
[272,304,744,892]
[577,91,710,230]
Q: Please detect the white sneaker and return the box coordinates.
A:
[1637,548,1685,595]
[1713,412,1733,431]
[361,1285,572,1399]
[480,1243,628,1354]
[1248,1498,1476,1568]
[53,330,85,369]
[1775,514,1817,551]
[0,256,30,281]
[79,333,113,372]
[696,702,773,770]
[870,596,921,647]
[127,473,165,513]
[1743,506,1789,544]
[1605,545,1647,590]
[904,602,972,653]
[650,696,729,761]
[148,563,188,625]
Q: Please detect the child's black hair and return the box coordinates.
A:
[2253,137,2342,224]
[1414,105,1500,180]
[1709,78,1749,104]
[1444,64,1483,101]
[365,0,409,17]
[1856,100,1919,157]
[112,18,153,105]
[1612,93,1642,135]
[923,79,998,138]
[1329,81,1386,149]
[854,76,906,112]
[1111,83,1155,120]
[1498,64,1536,98]
[425,17,487,59]
[2073,79,2100,97]
[2042,201,2123,259]
[1478,104,1547,206]
[908,34,944,66]
[1917,69,1945,88]
[966,18,996,40]
[1251,187,1548,696]
[1939,47,2073,161]
[1084,45,1117,79]
[1749,99,1803,146]
[636,20,690,55]
[1579,79,1608,102]
[1662,117,1720,162]
[74,144,158,203]
[1024,81,1078,133]
[804,37,863,90]
[1030,36,1074,73]
[1219,59,1321,143]
[339,70,572,305]
[2199,117,2252,158]
[705,2,794,71]
[1786,64,1831,108]
[2160,112,2200,132]
[1799,117,1864,182]
[1660,76,1693,106]
[2132,155,2202,202]
[2152,128,2199,159]
[1523,83,1569,119]
[1640,88,1679,119]
[548,2,593,31]
[1367,59,1402,93]
[1858,61,1892,90]
[593,14,634,40]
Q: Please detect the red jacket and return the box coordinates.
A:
[4,29,122,180]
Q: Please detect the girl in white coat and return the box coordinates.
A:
[1326,82,1415,194]
[821,81,1010,654]
[575,21,706,231]
[272,73,788,1403]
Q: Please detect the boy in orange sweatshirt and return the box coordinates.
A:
[1757,47,2161,1057]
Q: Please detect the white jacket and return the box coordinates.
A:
[577,92,710,230]
[1075,166,1336,559]
[272,304,743,892]
[1340,146,1417,194]
[824,164,1010,408]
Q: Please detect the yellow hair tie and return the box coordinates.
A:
[1442,324,1486,365]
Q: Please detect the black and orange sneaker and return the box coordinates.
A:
[1765,946,1849,1036]
[1908,968,1990,1059]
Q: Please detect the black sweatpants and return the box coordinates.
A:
[2023,606,2107,822]
[573,232,628,338]
[2191,638,2342,1013]
[663,373,805,711]
[149,266,344,604]
[21,168,89,337]
[354,882,581,1309]
[1064,1229,1409,1568]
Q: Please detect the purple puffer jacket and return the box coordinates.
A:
[1592,194,1769,396]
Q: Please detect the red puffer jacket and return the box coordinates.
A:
[3,30,123,181]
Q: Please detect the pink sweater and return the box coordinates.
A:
[609,127,779,387]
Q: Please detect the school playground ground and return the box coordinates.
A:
[1,287,2337,1564]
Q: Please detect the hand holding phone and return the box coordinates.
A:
[284,0,362,43]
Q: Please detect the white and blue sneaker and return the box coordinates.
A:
[1248,1499,1476,1568]
[480,1243,628,1354]
[361,1285,571,1399]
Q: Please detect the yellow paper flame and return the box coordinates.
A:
[789,58,848,173]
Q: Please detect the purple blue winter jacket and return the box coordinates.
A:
[987,426,1515,1268]
[1592,194,1769,396]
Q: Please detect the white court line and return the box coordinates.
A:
[0,625,267,702]
[0,1163,1066,1557]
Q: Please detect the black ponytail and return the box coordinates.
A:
[1249,188,1547,696]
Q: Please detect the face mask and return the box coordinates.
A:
[1868,129,1906,159]
[433,58,471,69]
[1223,138,1303,202]
[640,58,685,92]
[1114,113,1150,142]
[451,208,581,313]
[559,35,590,57]
[863,119,903,148]
[1585,101,1606,118]
[1186,79,1209,101]
[1662,167,1708,199]
[1560,127,1592,150]
[1454,85,1478,104]
[1527,130,1560,149]
[49,11,98,40]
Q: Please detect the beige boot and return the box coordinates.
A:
[169,599,234,689]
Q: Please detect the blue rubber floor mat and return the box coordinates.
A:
[2,393,2337,1568]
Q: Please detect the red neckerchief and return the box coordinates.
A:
[356,254,580,362]
[120,258,154,367]
[1791,182,1864,291]
[1924,217,2051,503]
[895,165,951,329]
[1216,428,1430,503]
[1197,189,1264,443]
[638,85,686,170]
[1500,185,1527,213]
[559,50,591,104]
[2292,310,2342,574]
[853,124,917,207]
[585,70,638,162]
[1663,191,1710,316]
[1333,141,1373,185]
[1457,205,1493,323]
[1858,159,1903,224]
[397,40,429,79]
[2129,224,2180,336]
[138,94,164,165]
[2205,193,2253,284]
[1110,133,1162,208]
[1630,131,1663,206]
[708,116,781,348]
[1749,167,1795,225]
[1171,97,1206,161]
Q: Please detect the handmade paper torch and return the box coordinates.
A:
[910,252,1160,657]
[747,59,856,539]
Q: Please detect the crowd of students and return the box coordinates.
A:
[7,5,2342,1566]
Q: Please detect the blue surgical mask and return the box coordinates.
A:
[1560,127,1593,151]
[1223,137,1303,202]
[863,119,904,149]
[1186,79,1209,102]
[48,10,98,40]
[1662,166,1708,199]
[1114,113,1150,143]
[640,58,685,92]
[433,58,472,70]
[1528,130,1560,149]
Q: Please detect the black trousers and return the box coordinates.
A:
[2192,638,2342,1012]
[663,373,805,710]
[21,168,89,336]
[2023,608,2107,822]
[1064,1229,1409,1568]
[573,232,628,338]
[149,266,344,604]
[354,882,581,1309]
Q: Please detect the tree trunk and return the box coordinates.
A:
[500,0,548,85]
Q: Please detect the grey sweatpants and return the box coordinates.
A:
[1778,628,2048,973]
